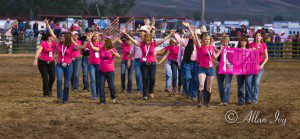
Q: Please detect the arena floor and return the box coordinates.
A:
[0,54,299,138]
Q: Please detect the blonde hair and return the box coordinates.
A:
[220,34,230,43]
[201,34,214,45]
[142,34,152,45]
[104,39,114,50]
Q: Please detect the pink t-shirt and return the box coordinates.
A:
[98,47,117,72]
[197,45,216,68]
[39,41,56,62]
[72,40,82,58]
[122,42,131,61]
[250,42,267,63]
[165,45,179,61]
[87,42,102,65]
[140,41,156,63]
[57,43,75,64]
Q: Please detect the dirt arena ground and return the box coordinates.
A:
[0,54,299,138]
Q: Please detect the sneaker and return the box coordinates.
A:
[143,97,148,100]
[100,101,106,105]
[223,102,228,106]
[112,99,117,103]
[84,90,88,93]
[91,97,96,100]
[238,102,245,106]
[137,92,142,97]
[150,94,154,99]
[246,101,252,105]
[73,90,78,93]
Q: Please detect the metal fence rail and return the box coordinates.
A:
[1,35,300,60]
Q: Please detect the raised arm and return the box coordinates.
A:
[112,36,122,44]
[71,37,81,50]
[156,29,174,46]
[82,34,91,49]
[182,22,201,47]
[89,41,100,52]
[158,51,170,64]
[121,29,140,46]
[45,19,58,43]
[150,17,156,30]
[109,49,120,58]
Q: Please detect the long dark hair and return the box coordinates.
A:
[41,32,51,41]
[237,36,250,49]
[61,32,72,47]
[253,32,265,44]
[183,39,194,63]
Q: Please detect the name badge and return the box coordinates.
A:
[95,52,99,58]
[142,57,147,62]
[49,52,53,58]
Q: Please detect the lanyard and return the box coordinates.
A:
[205,47,212,59]
[62,45,67,58]
[145,44,151,57]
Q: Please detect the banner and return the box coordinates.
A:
[218,48,259,75]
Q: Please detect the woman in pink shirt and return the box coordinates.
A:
[158,39,181,95]
[45,19,80,103]
[33,32,56,97]
[247,32,269,104]
[89,38,120,104]
[183,22,221,107]
[114,36,134,93]
[70,31,82,93]
[121,29,174,100]
[83,32,102,100]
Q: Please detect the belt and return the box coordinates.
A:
[39,59,53,64]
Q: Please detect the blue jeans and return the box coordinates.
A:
[215,66,233,103]
[181,61,199,99]
[99,71,116,103]
[140,62,156,97]
[133,58,142,92]
[121,60,134,92]
[82,57,89,90]
[237,75,252,104]
[247,68,264,104]
[56,63,73,102]
[89,64,99,98]
[164,60,172,90]
[71,57,81,91]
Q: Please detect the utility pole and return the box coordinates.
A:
[201,0,205,25]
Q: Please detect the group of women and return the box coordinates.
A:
[34,18,268,107]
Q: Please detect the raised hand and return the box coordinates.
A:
[120,28,127,34]
[182,22,190,27]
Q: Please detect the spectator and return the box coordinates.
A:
[33,20,39,39]
[25,20,33,39]
[4,18,12,32]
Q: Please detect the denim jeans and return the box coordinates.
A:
[89,64,99,99]
[247,68,264,104]
[71,57,81,91]
[215,65,233,103]
[181,61,199,99]
[38,59,55,97]
[237,75,252,104]
[140,62,156,97]
[99,71,116,103]
[133,58,142,92]
[56,63,73,102]
[170,60,179,89]
[121,60,134,92]
[164,60,172,90]
[82,57,89,90]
